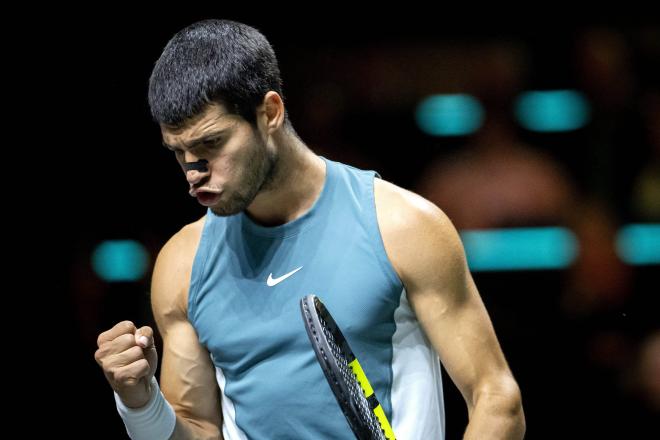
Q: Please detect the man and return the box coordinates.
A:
[95,19,525,439]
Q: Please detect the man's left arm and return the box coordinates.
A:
[375,179,525,439]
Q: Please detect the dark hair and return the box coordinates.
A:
[148,19,285,127]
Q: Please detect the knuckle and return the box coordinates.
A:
[94,348,104,365]
[119,320,135,332]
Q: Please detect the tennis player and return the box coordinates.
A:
[94,19,525,440]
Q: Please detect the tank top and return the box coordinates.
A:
[188,156,445,439]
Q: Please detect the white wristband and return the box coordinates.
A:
[114,376,176,440]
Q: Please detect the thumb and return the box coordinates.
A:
[135,326,154,349]
[136,326,158,380]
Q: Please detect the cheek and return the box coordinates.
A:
[207,156,234,184]
[211,135,257,180]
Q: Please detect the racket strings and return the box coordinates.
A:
[303,301,356,419]
[320,315,387,440]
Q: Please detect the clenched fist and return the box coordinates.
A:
[95,320,159,409]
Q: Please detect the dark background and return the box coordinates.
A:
[39,10,658,439]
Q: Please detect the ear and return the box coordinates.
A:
[260,91,285,134]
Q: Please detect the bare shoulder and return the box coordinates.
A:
[373,177,460,247]
[161,215,206,259]
[373,178,465,284]
[151,215,207,329]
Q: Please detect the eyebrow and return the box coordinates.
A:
[162,128,229,151]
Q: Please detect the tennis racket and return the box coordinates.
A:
[300,294,396,440]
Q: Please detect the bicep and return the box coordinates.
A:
[150,230,222,436]
[376,182,513,407]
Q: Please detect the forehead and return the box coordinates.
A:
[160,102,239,146]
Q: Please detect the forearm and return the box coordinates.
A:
[115,377,222,440]
[463,386,526,440]
[169,416,223,440]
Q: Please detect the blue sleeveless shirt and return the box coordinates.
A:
[188,157,445,439]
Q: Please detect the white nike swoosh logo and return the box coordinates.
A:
[267,266,303,286]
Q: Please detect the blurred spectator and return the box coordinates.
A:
[416,114,577,229]
[414,34,580,229]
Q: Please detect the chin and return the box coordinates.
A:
[210,205,241,217]
[210,197,250,217]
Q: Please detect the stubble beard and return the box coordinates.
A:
[209,133,278,217]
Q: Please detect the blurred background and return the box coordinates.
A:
[47,11,658,439]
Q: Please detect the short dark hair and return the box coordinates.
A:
[148,19,285,127]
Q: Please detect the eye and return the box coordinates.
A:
[203,138,223,149]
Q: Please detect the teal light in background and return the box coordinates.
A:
[514,90,590,132]
[415,94,484,136]
[460,227,578,271]
[616,224,660,265]
[92,240,150,282]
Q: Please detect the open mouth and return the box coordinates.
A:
[196,191,222,206]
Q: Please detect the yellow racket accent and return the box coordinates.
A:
[348,359,374,396]
[373,404,396,440]
[349,358,396,439]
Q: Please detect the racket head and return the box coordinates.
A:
[300,294,395,440]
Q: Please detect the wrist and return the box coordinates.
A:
[116,378,153,409]
[114,376,176,440]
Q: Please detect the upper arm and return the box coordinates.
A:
[374,179,520,408]
[151,220,222,436]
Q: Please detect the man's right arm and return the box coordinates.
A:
[151,224,223,440]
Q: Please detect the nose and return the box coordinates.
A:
[182,152,210,185]
[186,168,207,185]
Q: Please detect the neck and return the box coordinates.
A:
[244,131,325,227]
